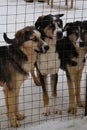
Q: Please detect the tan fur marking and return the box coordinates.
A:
[43,93,49,106]
[44,27,53,38]
[69,34,77,43]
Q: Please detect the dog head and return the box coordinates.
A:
[3,26,49,54]
[63,21,87,48]
[35,14,64,40]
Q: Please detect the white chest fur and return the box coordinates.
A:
[37,39,60,75]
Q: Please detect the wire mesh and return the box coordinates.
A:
[0,0,87,129]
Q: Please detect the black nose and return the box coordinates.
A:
[44,45,49,51]
[79,42,85,47]
[57,32,63,39]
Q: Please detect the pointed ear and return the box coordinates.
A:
[54,14,64,18]
[63,23,73,31]
[83,21,87,28]
[3,33,16,44]
[35,16,44,29]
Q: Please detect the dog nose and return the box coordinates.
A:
[79,42,85,47]
[57,32,63,39]
[44,45,49,51]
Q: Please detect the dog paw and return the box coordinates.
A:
[11,120,21,127]
[68,106,77,114]
[43,111,50,116]
[53,109,62,115]
[16,114,25,120]
[43,107,50,116]
[77,101,84,107]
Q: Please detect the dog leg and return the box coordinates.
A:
[74,70,84,107]
[31,69,41,86]
[15,81,25,120]
[50,73,62,115]
[3,87,20,127]
[3,86,9,117]
[43,93,50,116]
[67,78,77,114]
[42,75,50,116]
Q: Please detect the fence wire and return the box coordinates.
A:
[0,0,87,130]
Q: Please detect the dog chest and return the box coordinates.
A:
[22,53,36,72]
[37,47,60,75]
[67,47,86,72]
[75,48,85,65]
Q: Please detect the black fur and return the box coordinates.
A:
[0,44,28,89]
[56,37,78,79]
[3,33,16,44]
[56,37,78,69]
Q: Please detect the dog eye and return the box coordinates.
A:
[32,37,39,42]
[75,30,79,33]
[73,30,78,34]
[82,29,84,33]
[82,29,87,33]
[58,23,62,28]
[83,30,87,34]
[49,23,53,27]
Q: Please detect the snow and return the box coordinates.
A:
[0,0,87,130]
[19,117,87,130]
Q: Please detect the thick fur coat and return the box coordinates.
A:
[56,21,87,114]
[1,26,49,127]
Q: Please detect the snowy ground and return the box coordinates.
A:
[0,0,87,130]
[19,117,87,130]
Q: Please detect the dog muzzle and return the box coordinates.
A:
[34,45,49,54]
[79,42,85,47]
[42,45,49,53]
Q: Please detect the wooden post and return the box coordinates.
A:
[71,0,73,8]
[51,0,53,8]
[65,0,73,8]
[65,0,68,6]
[47,0,49,5]
[47,0,53,8]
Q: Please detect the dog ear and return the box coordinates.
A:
[83,21,87,44]
[54,14,64,18]
[3,33,16,44]
[35,16,44,29]
[15,28,34,43]
[83,21,87,28]
[63,23,73,31]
